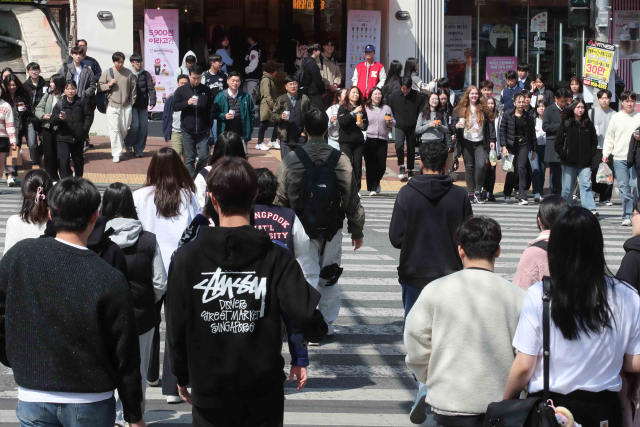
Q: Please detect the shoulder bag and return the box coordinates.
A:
[483,277,560,427]
[95,68,114,114]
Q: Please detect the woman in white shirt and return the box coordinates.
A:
[531,99,547,202]
[3,169,52,254]
[326,88,347,150]
[503,206,640,426]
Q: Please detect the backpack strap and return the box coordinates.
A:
[326,148,341,169]
[531,240,548,252]
[542,276,551,402]
[110,68,114,78]
[295,147,314,169]
[198,167,209,181]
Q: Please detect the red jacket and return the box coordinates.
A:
[355,61,384,99]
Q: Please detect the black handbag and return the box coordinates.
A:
[483,277,560,427]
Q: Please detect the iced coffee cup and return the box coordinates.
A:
[385,113,391,124]
[446,59,466,90]
[356,112,363,124]
[631,21,640,40]
[621,34,632,56]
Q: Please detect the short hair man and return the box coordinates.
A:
[76,39,103,82]
[212,71,255,148]
[24,62,46,167]
[299,43,326,111]
[244,34,263,98]
[275,109,365,341]
[404,216,524,425]
[543,87,573,195]
[517,61,532,90]
[589,89,616,205]
[203,54,228,147]
[351,44,386,99]
[162,74,189,159]
[603,91,640,226]
[271,75,319,158]
[173,64,215,177]
[320,40,342,109]
[97,51,138,163]
[501,70,519,111]
[124,53,157,157]
[479,80,503,112]
[167,157,327,426]
[59,46,96,101]
[0,177,147,427]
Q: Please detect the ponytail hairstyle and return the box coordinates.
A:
[19,169,53,225]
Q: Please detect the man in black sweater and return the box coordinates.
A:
[0,178,145,427]
[389,76,424,180]
[300,44,326,111]
[167,157,327,426]
[389,139,472,326]
[173,64,215,178]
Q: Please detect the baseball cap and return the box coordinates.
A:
[364,45,375,52]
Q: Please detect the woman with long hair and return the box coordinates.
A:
[327,88,347,150]
[452,85,496,203]
[0,83,16,190]
[338,85,368,190]
[533,73,554,107]
[504,206,640,426]
[0,68,12,81]
[132,147,200,404]
[501,92,537,205]
[35,73,65,180]
[403,57,429,93]
[213,33,234,73]
[482,95,502,201]
[3,73,31,187]
[364,87,395,196]
[102,182,167,427]
[3,169,52,253]
[381,60,403,102]
[554,98,598,215]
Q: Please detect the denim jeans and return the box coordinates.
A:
[561,165,596,211]
[613,160,639,220]
[530,145,546,195]
[401,281,423,330]
[183,131,210,178]
[27,122,40,165]
[207,120,217,147]
[16,397,116,427]
[123,107,148,155]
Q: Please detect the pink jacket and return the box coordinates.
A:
[513,230,550,290]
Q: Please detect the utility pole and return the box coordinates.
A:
[595,0,610,43]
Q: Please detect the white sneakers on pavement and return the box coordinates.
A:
[256,142,270,151]
[7,176,15,187]
[113,157,120,163]
[623,219,632,226]
[166,395,183,404]
[268,140,281,149]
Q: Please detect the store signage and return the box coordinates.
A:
[614,11,640,59]
[346,10,381,81]
[486,56,517,96]
[444,16,472,90]
[293,0,325,10]
[489,25,514,49]
[530,12,548,33]
[582,39,615,90]
[144,9,179,112]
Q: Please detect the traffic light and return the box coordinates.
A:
[568,0,595,29]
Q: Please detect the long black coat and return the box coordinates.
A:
[542,103,563,163]
[554,117,598,169]
[50,95,94,144]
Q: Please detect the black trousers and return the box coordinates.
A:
[340,142,364,191]
[395,128,416,171]
[364,138,388,191]
[592,148,613,201]
[503,143,530,199]
[258,120,277,143]
[461,138,488,194]
[307,93,324,112]
[147,296,164,383]
[41,127,59,180]
[192,382,284,427]
[58,140,83,179]
[530,389,621,427]
[483,164,496,195]
[434,414,484,427]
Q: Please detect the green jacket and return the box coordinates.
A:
[271,93,317,143]
[35,92,62,129]
[212,90,255,143]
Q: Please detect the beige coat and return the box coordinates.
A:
[259,73,277,122]
[319,53,342,89]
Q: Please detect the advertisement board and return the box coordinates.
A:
[144,9,179,111]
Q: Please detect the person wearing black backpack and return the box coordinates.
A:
[275,109,365,340]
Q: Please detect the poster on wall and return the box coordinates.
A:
[615,11,640,59]
[444,16,472,90]
[486,57,517,96]
[346,10,381,81]
[582,39,615,90]
[144,9,179,112]
[530,12,548,33]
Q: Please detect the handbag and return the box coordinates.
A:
[483,277,560,427]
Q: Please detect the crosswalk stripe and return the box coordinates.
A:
[342,264,397,272]
[341,292,402,301]
[339,278,398,286]
[341,254,394,261]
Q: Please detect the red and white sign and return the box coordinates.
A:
[144,9,179,112]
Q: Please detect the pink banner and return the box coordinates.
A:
[144,9,179,112]
[486,56,517,96]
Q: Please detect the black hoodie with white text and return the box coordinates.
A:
[389,174,473,289]
[166,225,327,406]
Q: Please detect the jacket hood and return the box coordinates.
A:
[181,50,197,69]
[24,76,46,89]
[196,225,273,270]
[87,216,115,253]
[106,217,142,248]
[407,174,453,201]
[623,235,640,253]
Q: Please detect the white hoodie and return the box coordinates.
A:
[175,50,197,78]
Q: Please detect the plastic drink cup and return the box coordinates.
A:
[356,112,363,124]
[283,110,290,120]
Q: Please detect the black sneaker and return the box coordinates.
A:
[475,191,485,204]
[407,170,414,180]
[469,193,476,204]
[487,194,497,202]
[398,165,407,181]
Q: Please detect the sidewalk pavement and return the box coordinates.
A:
[10,136,511,194]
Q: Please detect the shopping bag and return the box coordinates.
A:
[501,154,514,172]
[489,149,498,167]
[5,146,22,166]
[596,162,613,185]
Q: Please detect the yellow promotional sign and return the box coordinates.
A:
[583,39,615,90]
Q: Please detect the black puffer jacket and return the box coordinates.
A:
[554,117,597,168]
[132,69,157,110]
[500,108,537,152]
[50,95,94,144]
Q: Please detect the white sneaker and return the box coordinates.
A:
[269,140,281,149]
[606,200,613,206]
[519,199,529,205]
[113,157,120,163]
[7,176,15,187]
[534,193,541,203]
[573,194,578,202]
[623,219,632,226]
[166,395,183,404]
[504,196,512,204]
[256,142,270,151]
[369,191,376,196]
[147,379,159,387]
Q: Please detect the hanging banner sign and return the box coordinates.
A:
[144,9,179,111]
[582,39,615,90]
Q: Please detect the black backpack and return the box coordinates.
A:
[95,68,114,114]
[293,61,310,94]
[293,147,344,240]
[251,75,268,105]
